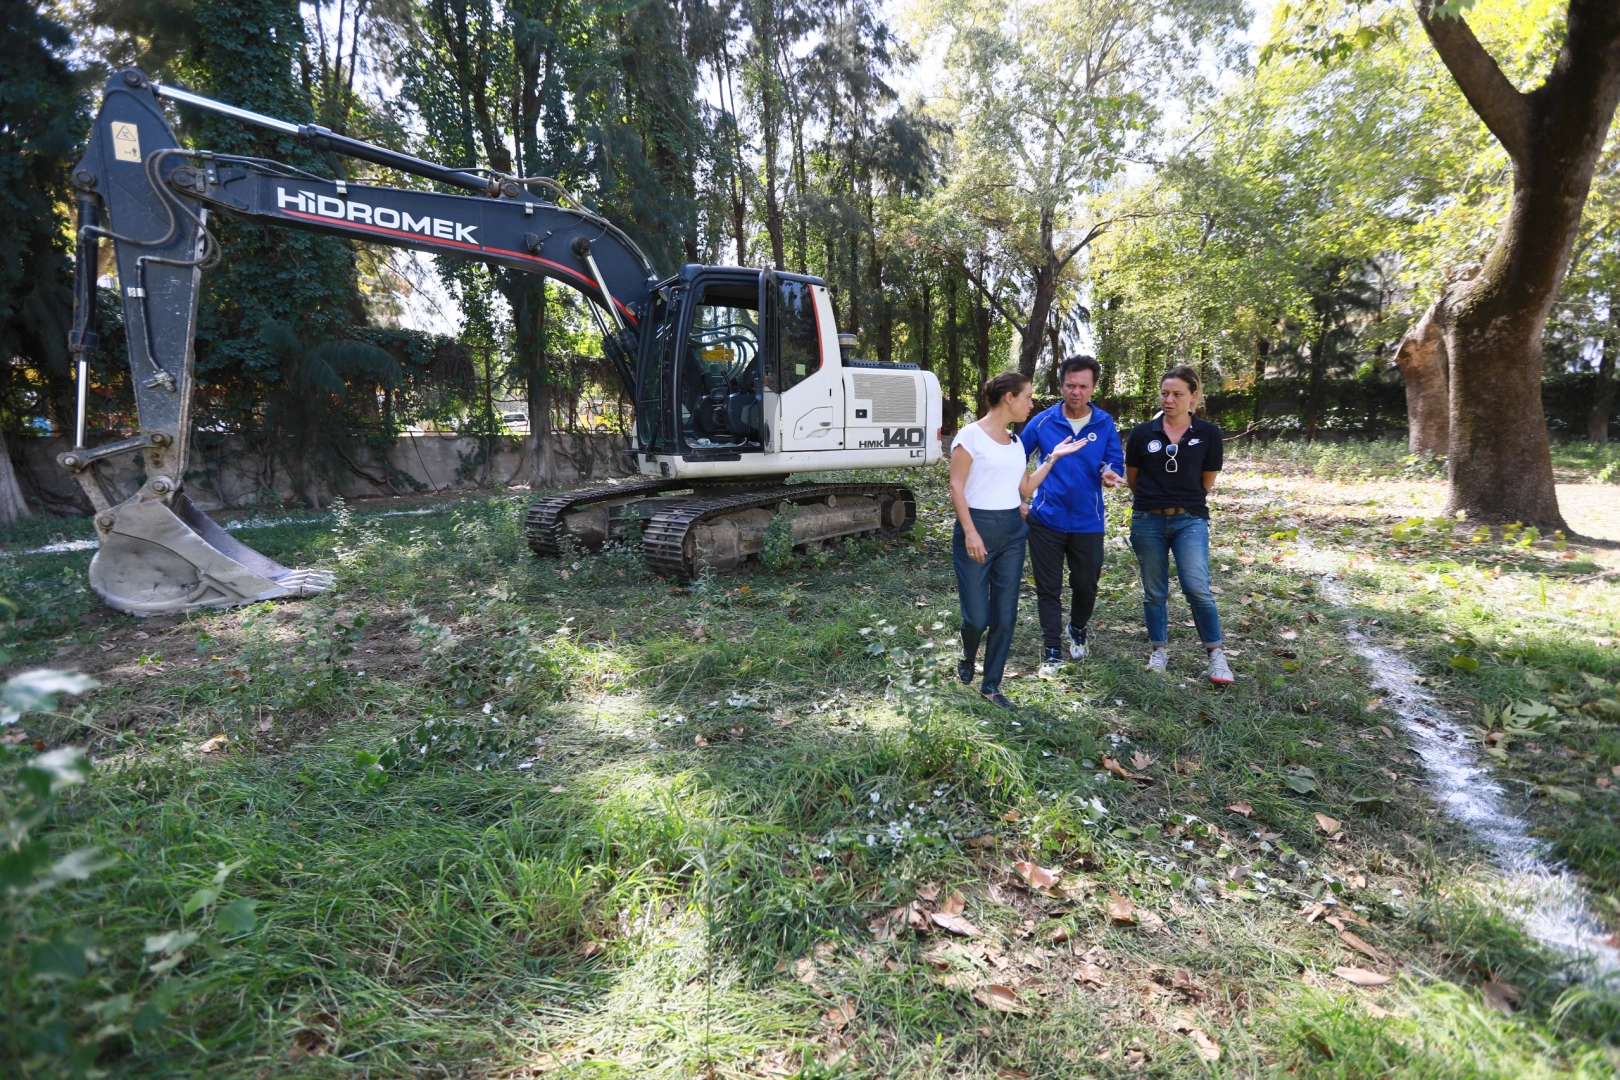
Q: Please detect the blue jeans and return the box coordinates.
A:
[953,508,1027,695]
[1129,511,1223,649]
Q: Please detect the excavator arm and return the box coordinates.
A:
[62,68,660,616]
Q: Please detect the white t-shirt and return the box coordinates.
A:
[955,421,1028,510]
[1066,407,1093,435]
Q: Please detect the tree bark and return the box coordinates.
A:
[1392,298,1451,456]
[1588,298,1617,442]
[0,430,31,524]
[1416,0,1620,526]
[945,267,962,434]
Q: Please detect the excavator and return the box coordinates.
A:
[61,69,944,616]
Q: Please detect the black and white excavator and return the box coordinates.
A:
[62,69,943,616]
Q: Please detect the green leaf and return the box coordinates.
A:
[1284,766,1319,794]
[216,898,259,936]
[864,641,886,657]
[1,669,98,725]
[131,979,183,1034]
[28,847,115,896]
[181,887,220,918]
[32,933,92,979]
[1540,786,1582,806]
[0,839,52,890]
[17,747,91,798]
[1449,654,1480,671]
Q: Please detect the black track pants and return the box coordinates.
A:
[1026,520,1105,653]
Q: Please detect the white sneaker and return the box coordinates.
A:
[1068,625,1089,660]
[1038,661,1062,678]
[1207,648,1234,685]
[1147,647,1168,673]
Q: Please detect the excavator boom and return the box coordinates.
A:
[64,69,658,615]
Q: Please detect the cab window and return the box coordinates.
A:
[772,278,821,393]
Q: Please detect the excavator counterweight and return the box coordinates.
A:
[63,70,942,614]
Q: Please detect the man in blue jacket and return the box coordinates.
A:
[1018,355,1125,676]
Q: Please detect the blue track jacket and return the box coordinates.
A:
[1017,403,1125,534]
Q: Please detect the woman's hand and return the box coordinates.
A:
[964,531,988,563]
[1047,435,1085,460]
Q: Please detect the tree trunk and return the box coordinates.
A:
[1416,0,1620,526]
[1304,317,1329,442]
[0,430,32,524]
[946,268,962,434]
[974,296,991,410]
[1588,298,1617,442]
[520,281,555,489]
[1392,298,1450,456]
[1251,337,1270,427]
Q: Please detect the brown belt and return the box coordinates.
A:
[1144,507,1188,515]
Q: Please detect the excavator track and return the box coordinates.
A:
[642,482,917,580]
[524,477,686,557]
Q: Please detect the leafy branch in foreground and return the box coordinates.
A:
[1,669,263,1077]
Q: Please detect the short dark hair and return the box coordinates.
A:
[981,370,1032,410]
[1060,354,1101,386]
[1161,365,1200,395]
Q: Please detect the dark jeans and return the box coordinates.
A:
[1128,511,1223,648]
[1027,521,1104,653]
[953,508,1027,695]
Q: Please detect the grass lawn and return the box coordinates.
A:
[2,446,1618,1078]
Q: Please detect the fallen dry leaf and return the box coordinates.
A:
[1013,861,1059,890]
[1106,893,1138,925]
[1227,801,1253,817]
[1101,755,1145,781]
[1048,925,1070,944]
[931,911,982,937]
[1364,999,1392,1019]
[1333,966,1392,987]
[1169,1014,1221,1061]
[1072,963,1107,988]
[1482,978,1520,1015]
[1001,809,1022,822]
[916,882,940,902]
[549,785,567,793]
[576,940,605,959]
[1130,750,1155,771]
[1281,628,1299,640]
[196,734,229,754]
[1340,931,1388,965]
[967,834,997,849]
[972,984,1025,1013]
[693,734,708,747]
[823,999,856,1030]
[941,892,966,916]
[1314,813,1342,834]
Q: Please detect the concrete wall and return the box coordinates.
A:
[14,431,636,515]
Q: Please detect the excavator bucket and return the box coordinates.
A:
[85,493,333,617]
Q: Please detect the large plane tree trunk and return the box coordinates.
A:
[1392,298,1450,457]
[0,430,31,524]
[1416,0,1620,526]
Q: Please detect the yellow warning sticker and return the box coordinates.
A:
[702,346,734,363]
[112,121,141,162]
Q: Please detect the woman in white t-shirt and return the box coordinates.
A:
[950,371,1083,708]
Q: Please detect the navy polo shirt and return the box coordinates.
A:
[1125,414,1223,518]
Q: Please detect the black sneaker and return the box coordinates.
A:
[958,657,976,684]
[1068,623,1089,660]
[982,691,1014,710]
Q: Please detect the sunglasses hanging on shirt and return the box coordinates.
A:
[1163,442,1180,473]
